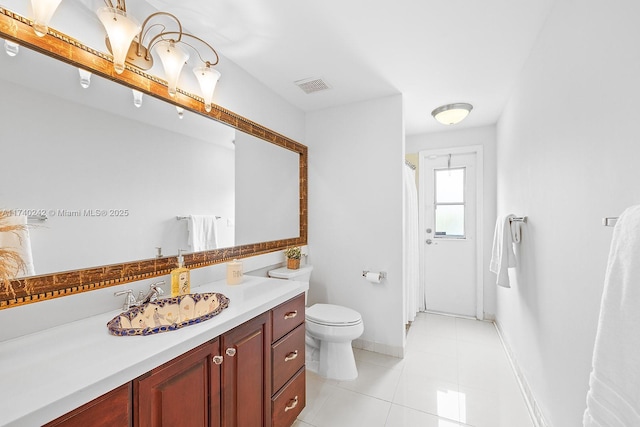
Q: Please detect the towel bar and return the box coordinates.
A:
[177,215,221,220]
[509,216,527,223]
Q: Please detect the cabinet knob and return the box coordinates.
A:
[212,355,223,365]
[284,310,298,320]
[225,348,237,357]
[284,396,299,412]
[284,350,299,362]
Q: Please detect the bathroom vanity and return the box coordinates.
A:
[0,276,307,427]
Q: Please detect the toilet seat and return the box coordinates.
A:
[306,303,362,327]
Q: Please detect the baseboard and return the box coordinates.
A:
[352,338,404,358]
[494,320,550,427]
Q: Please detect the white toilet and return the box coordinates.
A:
[268,265,364,381]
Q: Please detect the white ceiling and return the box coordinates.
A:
[146,0,558,136]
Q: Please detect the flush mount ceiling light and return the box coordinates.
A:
[431,103,473,125]
[31,0,222,112]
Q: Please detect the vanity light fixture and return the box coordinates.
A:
[431,103,473,125]
[3,40,19,57]
[95,0,221,111]
[30,0,63,37]
[78,68,92,89]
[34,0,222,111]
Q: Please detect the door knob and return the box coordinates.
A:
[212,355,223,365]
[226,348,237,357]
[426,239,433,245]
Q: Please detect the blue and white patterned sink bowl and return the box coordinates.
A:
[107,292,230,336]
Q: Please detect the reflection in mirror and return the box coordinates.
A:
[0,40,299,277]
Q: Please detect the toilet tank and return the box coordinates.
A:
[268,265,313,283]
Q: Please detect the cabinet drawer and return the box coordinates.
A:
[272,367,306,427]
[272,294,305,342]
[272,323,305,394]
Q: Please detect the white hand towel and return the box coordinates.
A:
[214,217,235,249]
[583,205,640,427]
[0,215,35,277]
[187,215,218,251]
[489,214,517,288]
[511,220,522,244]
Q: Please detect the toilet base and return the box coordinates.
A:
[306,340,358,381]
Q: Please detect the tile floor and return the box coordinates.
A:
[293,312,534,427]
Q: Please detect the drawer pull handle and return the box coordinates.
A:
[284,396,299,412]
[284,310,298,320]
[284,350,299,362]
[212,355,223,365]
[226,348,237,357]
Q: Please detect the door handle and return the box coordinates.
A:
[426,239,433,245]
[226,348,236,357]
[212,355,223,365]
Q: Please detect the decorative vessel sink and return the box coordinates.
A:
[107,292,230,336]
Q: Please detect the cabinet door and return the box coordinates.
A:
[221,312,271,427]
[134,339,221,427]
[44,383,132,427]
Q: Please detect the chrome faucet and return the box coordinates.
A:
[114,281,166,311]
[140,281,165,304]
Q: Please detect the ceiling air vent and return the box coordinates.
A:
[295,77,331,94]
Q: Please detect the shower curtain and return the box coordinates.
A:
[403,163,420,324]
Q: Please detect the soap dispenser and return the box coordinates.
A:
[171,249,190,297]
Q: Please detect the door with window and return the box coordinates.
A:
[422,152,477,317]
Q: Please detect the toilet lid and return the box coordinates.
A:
[306,304,362,326]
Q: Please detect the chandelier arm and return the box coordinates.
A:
[103,0,115,9]
[142,23,167,46]
[174,32,220,66]
[137,12,183,59]
[117,0,126,12]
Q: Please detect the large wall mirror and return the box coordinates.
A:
[0,6,307,309]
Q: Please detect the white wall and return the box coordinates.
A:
[495,0,640,425]
[406,125,498,318]
[305,94,406,356]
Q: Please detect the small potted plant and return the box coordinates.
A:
[284,246,301,270]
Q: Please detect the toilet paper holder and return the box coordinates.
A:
[362,270,386,280]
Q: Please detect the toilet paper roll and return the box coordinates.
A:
[365,272,381,283]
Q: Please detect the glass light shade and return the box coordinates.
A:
[30,0,62,37]
[154,40,189,97]
[96,7,140,74]
[4,40,19,57]
[132,89,143,108]
[176,106,184,119]
[78,68,91,89]
[193,65,221,112]
[432,103,473,125]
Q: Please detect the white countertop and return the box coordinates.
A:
[0,276,307,427]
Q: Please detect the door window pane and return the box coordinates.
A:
[435,168,464,203]
[435,205,465,237]
[434,167,465,238]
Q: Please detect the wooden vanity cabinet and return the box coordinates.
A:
[220,311,271,427]
[134,338,221,427]
[134,312,270,427]
[45,294,304,427]
[44,383,132,427]
[270,294,306,427]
